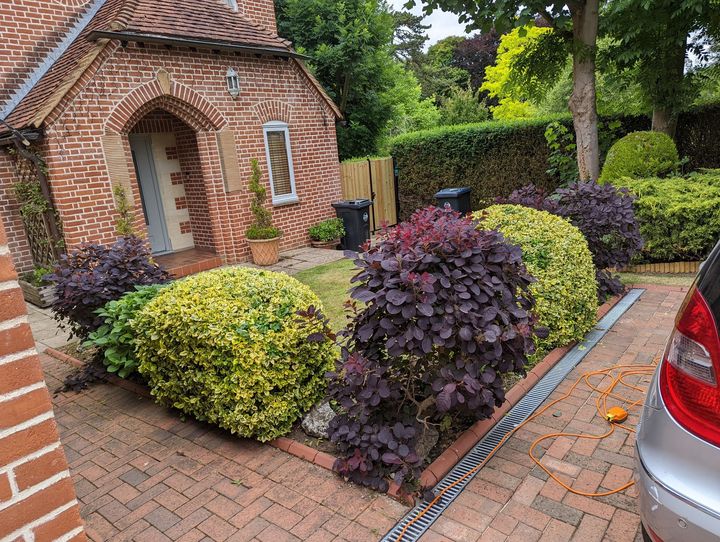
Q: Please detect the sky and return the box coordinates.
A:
[389,0,471,47]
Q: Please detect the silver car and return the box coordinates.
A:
[636,239,720,541]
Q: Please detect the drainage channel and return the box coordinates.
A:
[382,288,645,542]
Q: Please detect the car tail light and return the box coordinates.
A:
[660,287,720,448]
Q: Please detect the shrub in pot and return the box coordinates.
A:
[475,204,597,353]
[308,218,345,248]
[326,206,544,492]
[47,235,169,339]
[132,267,336,442]
[85,284,166,378]
[19,265,56,308]
[246,159,281,266]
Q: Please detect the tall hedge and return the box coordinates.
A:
[390,105,719,219]
[390,115,646,219]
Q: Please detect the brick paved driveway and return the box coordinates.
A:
[43,358,407,541]
[42,285,685,541]
[418,286,686,542]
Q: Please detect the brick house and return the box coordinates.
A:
[0,0,343,275]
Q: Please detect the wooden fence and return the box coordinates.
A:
[339,157,398,231]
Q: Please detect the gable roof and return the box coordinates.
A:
[2,0,340,135]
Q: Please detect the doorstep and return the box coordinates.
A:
[154,247,223,278]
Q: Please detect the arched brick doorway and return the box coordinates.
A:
[100,79,241,272]
[126,109,214,257]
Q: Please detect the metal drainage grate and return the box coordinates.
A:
[382,288,645,542]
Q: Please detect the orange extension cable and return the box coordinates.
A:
[396,361,658,542]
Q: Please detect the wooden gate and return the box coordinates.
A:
[339,157,398,231]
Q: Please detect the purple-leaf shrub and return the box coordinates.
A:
[502,182,643,301]
[499,184,558,213]
[553,182,643,300]
[48,236,170,339]
[327,206,542,492]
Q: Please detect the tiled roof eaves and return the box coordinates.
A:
[86,30,300,58]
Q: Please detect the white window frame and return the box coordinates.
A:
[262,121,299,206]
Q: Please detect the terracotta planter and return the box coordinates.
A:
[247,237,280,266]
[19,280,57,308]
[310,238,340,249]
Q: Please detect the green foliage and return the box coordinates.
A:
[481,26,551,119]
[85,285,166,378]
[380,62,440,140]
[20,266,53,287]
[544,121,577,184]
[113,184,136,236]
[391,116,564,217]
[246,159,280,240]
[545,118,625,184]
[602,0,720,123]
[438,86,490,125]
[474,205,598,352]
[133,267,336,442]
[389,106,717,216]
[539,42,650,118]
[615,173,720,263]
[276,0,397,158]
[599,131,680,183]
[308,218,345,242]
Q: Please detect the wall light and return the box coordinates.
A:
[226,68,240,98]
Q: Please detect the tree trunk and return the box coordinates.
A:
[568,0,600,182]
[650,34,687,139]
[652,108,678,138]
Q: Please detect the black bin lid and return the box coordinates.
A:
[435,187,471,198]
[332,199,372,209]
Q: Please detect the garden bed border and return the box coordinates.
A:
[623,261,700,274]
[45,288,656,505]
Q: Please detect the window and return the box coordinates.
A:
[262,121,298,205]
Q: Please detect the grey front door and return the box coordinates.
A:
[129,134,172,254]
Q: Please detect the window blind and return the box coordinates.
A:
[266,130,292,196]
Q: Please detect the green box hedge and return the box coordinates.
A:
[616,172,720,263]
[389,105,720,219]
[133,267,336,442]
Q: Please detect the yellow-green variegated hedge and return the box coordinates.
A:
[132,267,335,442]
[475,205,598,353]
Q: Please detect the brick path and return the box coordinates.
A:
[40,285,685,541]
[42,357,407,541]
[419,286,686,542]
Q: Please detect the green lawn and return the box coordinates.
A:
[295,260,695,332]
[295,258,358,331]
[619,272,695,287]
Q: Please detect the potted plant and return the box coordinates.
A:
[308,218,345,249]
[246,159,281,266]
[19,265,57,308]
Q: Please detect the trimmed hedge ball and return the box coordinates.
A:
[599,131,679,183]
[133,267,336,442]
[475,205,598,353]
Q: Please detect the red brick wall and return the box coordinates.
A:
[241,0,278,34]
[0,221,85,541]
[7,42,342,266]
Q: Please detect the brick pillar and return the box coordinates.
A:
[0,222,85,540]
